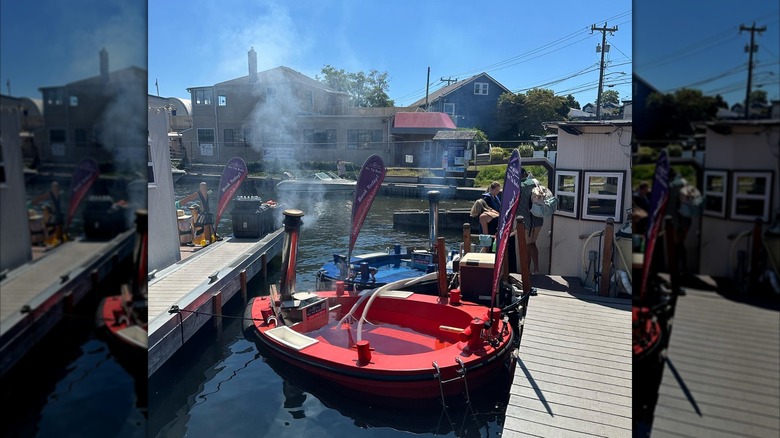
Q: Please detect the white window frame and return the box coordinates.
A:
[69,95,78,107]
[554,170,580,218]
[147,137,156,188]
[474,82,489,95]
[582,171,625,222]
[703,170,728,218]
[194,89,213,105]
[730,171,773,222]
[443,102,455,116]
[218,91,226,106]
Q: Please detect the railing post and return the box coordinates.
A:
[750,218,763,291]
[516,215,532,296]
[437,237,448,298]
[462,223,471,256]
[599,218,614,297]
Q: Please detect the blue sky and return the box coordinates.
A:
[0,1,147,98]
[635,0,779,107]
[146,0,631,107]
[1,1,631,110]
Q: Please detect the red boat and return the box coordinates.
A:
[96,209,148,364]
[244,209,518,404]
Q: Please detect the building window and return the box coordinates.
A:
[305,90,313,107]
[474,82,489,95]
[194,89,213,105]
[50,129,66,156]
[303,129,336,148]
[731,171,773,222]
[443,103,455,116]
[554,170,580,218]
[45,89,64,106]
[74,128,88,147]
[267,87,276,103]
[582,171,624,222]
[0,142,6,184]
[197,128,214,156]
[69,95,78,106]
[218,92,226,106]
[347,130,383,149]
[224,129,246,147]
[703,170,727,218]
[243,128,253,147]
[147,138,156,186]
[263,128,285,147]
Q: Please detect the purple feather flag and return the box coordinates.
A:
[490,149,523,306]
[348,155,386,261]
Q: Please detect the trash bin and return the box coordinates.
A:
[84,195,127,240]
[232,196,264,238]
[177,209,193,245]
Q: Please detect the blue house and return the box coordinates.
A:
[408,72,511,140]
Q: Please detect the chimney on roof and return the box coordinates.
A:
[100,47,109,84]
[248,47,258,83]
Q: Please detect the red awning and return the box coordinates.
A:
[393,112,457,129]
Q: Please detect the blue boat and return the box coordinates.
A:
[315,246,458,291]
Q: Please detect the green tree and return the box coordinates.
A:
[565,94,580,110]
[600,89,620,105]
[635,88,719,141]
[749,89,768,106]
[496,88,568,140]
[317,65,394,107]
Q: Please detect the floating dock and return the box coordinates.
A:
[650,286,779,437]
[0,230,136,376]
[147,229,284,377]
[504,275,632,437]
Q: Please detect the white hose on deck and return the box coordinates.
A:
[356,272,439,342]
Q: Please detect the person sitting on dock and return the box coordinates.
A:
[31,181,65,245]
[178,182,217,244]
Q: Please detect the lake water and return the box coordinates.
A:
[148,182,512,437]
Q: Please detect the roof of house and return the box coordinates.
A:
[408,72,512,108]
[393,112,457,129]
[432,130,477,140]
[207,66,347,96]
[39,66,146,90]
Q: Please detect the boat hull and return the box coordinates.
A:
[244,292,516,402]
[96,295,148,366]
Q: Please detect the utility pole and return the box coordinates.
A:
[591,22,618,121]
[155,78,160,97]
[425,67,430,111]
[740,22,766,119]
[440,77,457,86]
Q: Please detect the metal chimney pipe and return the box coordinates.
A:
[427,190,440,252]
[279,209,304,301]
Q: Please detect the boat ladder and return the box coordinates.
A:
[432,357,470,407]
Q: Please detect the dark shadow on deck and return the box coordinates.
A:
[528,275,632,312]
[665,356,702,417]
[517,358,553,416]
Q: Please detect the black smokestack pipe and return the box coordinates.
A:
[279,209,304,301]
[428,190,440,252]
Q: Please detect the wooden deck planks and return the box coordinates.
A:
[504,288,632,437]
[650,289,780,438]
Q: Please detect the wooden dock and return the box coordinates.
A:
[504,275,632,437]
[147,228,284,377]
[0,230,136,376]
[650,287,780,437]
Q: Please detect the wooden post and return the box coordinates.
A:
[599,218,614,297]
[212,290,223,329]
[240,270,248,302]
[436,237,447,298]
[516,215,532,296]
[462,223,471,256]
[750,218,763,290]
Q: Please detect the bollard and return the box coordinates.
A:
[449,289,461,305]
[240,270,248,303]
[356,340,372,365]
